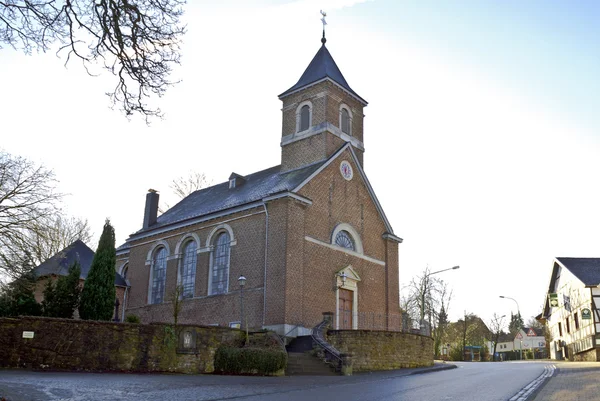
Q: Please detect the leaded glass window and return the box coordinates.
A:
[151,247,167,304]
[335,230,355,251]
[300,105,310,131]
[211,232,231,295]
[341,108,350,135]
[121,264,128,280]
[181,241,197,298]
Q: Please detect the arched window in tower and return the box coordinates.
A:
[340,105,352,136]
[150,247,167,304]
[210,232,231,295]
[300,105,310,131]
[335,230,355,251]
[180,240,197,298]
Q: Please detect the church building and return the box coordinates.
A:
[117,33,403,336]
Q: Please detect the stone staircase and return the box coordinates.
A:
[285,335,337,376]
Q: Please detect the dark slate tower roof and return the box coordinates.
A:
[34,239,127,287]
[279,43,367,105]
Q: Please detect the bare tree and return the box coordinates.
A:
[0,0,186,120]
[30,214,93,264]
[170,171,210,200]
[488,313,507,361]
[0,151,61,278]
[0,151,92,280]
[159,171,211,214]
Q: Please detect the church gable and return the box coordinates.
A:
[293,144,400,260]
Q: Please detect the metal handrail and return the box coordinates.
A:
[311,318,342,364]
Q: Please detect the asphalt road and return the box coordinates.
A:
[0,361,551,401]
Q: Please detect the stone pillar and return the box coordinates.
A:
[340,353,353,376]
[323,312,334,328]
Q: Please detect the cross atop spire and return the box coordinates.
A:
[320,10,327,44]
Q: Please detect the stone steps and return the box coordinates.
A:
[286,352,337,376]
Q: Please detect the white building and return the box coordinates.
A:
[491,328,546,360]
[540,257,600,361]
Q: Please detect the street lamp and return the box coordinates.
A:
[499,295,522,360]
[420,265,460,335]
[238,275,248,341]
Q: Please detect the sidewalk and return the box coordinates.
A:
[532,361,600,401]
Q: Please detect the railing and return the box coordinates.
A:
[311,315,343,371]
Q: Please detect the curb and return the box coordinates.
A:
[410,363,458,375]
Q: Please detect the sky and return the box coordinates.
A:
[2,0,600,327]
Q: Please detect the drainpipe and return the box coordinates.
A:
[262,201,269,327]
[121,285,129,322]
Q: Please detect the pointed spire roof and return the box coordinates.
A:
[279,43,367,105]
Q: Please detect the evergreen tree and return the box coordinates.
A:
[42,261,82,318]
[41,278,58,317]
[508,312,524,335]
[0,270,42,317]
[79,220,116,321]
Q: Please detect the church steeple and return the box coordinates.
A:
[278,30,368,172]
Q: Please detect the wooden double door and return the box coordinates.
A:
[339,289,353,330]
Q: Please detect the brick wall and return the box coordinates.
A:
[328,330,434,371]
[0,316,245,373]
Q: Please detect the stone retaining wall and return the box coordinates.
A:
[0,316,245,373]
[327,330,433,371]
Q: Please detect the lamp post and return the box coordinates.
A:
[238,275,247,342]
[499,295,522,360]
[420,265,460,335]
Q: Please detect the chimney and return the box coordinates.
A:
[143,189,159,229]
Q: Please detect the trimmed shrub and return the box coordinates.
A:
[214,346,287,375]
[125,314,141,323]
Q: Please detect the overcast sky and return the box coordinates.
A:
[2,0,599,326]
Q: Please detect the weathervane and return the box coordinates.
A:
[320,10,327,44]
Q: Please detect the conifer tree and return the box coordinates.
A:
[79,220,116,321]
[42,261,81,318]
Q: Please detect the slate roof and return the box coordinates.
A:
[136,161,327,234]
[278,44,367,105]
[556,257,600,286]
[33,240,128,287]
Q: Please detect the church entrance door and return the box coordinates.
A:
[339,289,353,329]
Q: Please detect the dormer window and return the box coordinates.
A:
[296,101,312,133]
[340,104,352,136]
[228,173,246,189]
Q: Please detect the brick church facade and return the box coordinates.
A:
[117,37,403,336]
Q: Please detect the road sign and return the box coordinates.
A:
[516,332,523,340]
[527,328,536,337]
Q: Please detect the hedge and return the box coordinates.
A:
[214,346,287,375]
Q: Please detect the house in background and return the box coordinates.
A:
[33,240,128,320]
[492,327,546,360]
[116,35,403,336]
[540,257,600,361]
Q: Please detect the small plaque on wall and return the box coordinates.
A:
[22,331,34,339]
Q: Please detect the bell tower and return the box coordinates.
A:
[278,30,368,172]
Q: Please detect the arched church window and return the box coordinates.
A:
[180,240,197,298]
[300,105,310,131]
[340,105,352,136]
[210,232,231,295]
[121,264,128,280]
[150,247,167,304]
[335,230,355,251]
